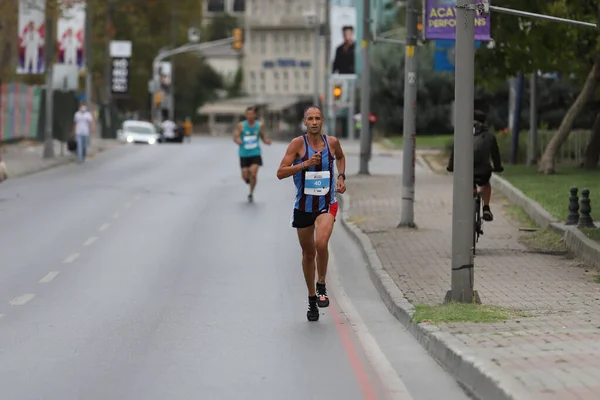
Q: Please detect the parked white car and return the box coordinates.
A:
[117,120,161,145]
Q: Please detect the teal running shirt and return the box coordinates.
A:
[238,120,262,158]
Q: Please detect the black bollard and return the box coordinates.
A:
[566,187,579,225]
[578,189,596,228]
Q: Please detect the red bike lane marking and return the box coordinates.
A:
[328,303,379,400]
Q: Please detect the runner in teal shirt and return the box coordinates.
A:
[233,106,272,202]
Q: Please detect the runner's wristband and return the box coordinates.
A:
[338,173,346,180]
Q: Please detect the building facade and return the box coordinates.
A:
[243,0,326,98]
[203,0,245,25]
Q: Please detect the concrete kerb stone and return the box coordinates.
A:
[490,173,600,270]
[3,140,121,180]
[7,157,73,179]
[336,191,516,400]
[489,174,555,227]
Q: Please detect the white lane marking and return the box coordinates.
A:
[39,271,60,283]
[98,223,111,232]
[83,236,98,246]
[9,293,35,306]
[329,251,415,400]
[63,253,80,263]
[112,212,120,219]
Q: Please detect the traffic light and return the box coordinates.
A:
[232,28,243,50]
[417,15,425,43]
[153,91,164,108]
[333,84,342,100]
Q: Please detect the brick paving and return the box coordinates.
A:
[346,164,600,399]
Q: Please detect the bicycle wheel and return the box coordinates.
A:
[473,194,481,254]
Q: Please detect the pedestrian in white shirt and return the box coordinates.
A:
[72,102,94,163]
[160,118,177,142]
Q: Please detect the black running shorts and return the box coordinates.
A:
[240,155,262,169]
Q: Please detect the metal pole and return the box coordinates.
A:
[104,2,112,138]
[528,72,538,165]
[85,0,93,139]
[169,1,176,121]
[313,22,319,106]
[358,0,371,174]
[489,5,597,28]
[324,0,332,135]
[398,0,418,228]
[446,0,477,304]
[43,12,54,159]
[347,80,355,139]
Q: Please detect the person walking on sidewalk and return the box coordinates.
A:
[71,102,95,164]
[446,110,504,221]
[276,106,347,322]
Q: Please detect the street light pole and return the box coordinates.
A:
[324,0,332,134]
[43,11,54,159]
[169,0,176,120]
[312,18,320,106]
[446,0,477,304]
[85,0,93,131]
[398,0,418,228]
[358,0,371,174]
[103,1,112,137]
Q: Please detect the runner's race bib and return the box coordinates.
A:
[243,134,258,150]
[304,171,330,196]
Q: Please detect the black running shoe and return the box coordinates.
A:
[482,206,494,221]
[307,296,319,321]
[248,193,253,202]
[316,282,330,308]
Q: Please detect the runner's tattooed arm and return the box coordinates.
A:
[233,122,243,145]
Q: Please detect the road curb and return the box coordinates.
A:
[491,173,600,270]
[6,157,74,179]
[336,191,518,400]
[2,143,117,181]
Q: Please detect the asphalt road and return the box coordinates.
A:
[0,137,469,400]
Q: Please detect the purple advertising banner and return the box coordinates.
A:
[424,0,491,41]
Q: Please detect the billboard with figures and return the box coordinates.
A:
[57,0,85,70]
[330,5,357,76]
[17,0,46,75]
[424,0,491,41]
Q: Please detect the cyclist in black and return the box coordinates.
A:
[447,110,503,221]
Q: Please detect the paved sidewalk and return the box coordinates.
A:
[345,165,600,399]
[0,138,122,179]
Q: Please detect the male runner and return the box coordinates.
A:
[276,106,347,322]
[234,106,272,202]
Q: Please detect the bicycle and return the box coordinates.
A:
[446,167,503,256]
[472,167,503,255]
[473,183,484,255]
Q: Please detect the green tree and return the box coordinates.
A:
[85,0,231,121]
[204,13,240,41]
[475,0,600,173]
[226,66,244,98]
